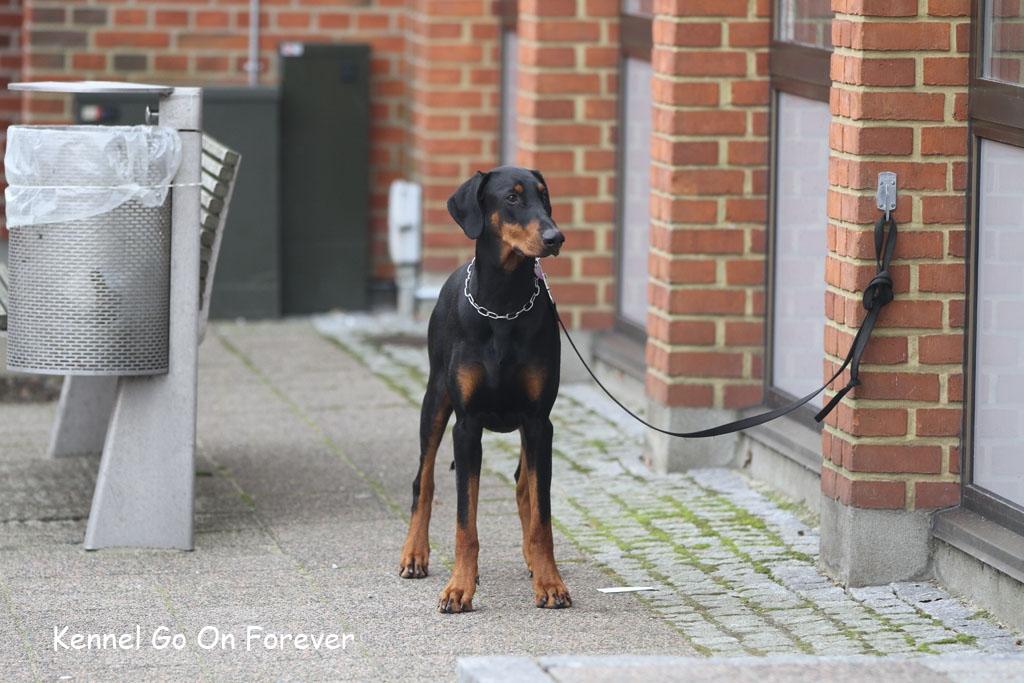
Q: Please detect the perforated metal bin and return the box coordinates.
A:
[4,125,180,376]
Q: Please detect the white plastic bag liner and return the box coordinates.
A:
[4,125,182,227]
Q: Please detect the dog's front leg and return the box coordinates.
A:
[514,434,533,575]
[438,417,483,613]
[522,417,571,608]
[400,375,452,579]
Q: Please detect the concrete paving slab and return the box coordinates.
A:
[457,654,1024,682]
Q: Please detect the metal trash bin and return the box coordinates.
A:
[4,125,182,376]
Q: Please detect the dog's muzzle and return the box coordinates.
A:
[541,227,565,256]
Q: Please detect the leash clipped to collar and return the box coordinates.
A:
[538,216,898,439]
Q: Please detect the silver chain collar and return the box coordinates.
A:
[464,257,552,321]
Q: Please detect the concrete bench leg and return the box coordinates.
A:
[84,88,201,551]
[47,376,118,458]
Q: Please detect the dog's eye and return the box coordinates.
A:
[504,193,519,205]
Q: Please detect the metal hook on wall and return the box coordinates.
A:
[876,172,897,221]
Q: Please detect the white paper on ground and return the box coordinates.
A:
[597,586,657,593]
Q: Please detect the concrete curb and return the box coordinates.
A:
[457,654,1024,682]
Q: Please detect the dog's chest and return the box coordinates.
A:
[460,326,547,402]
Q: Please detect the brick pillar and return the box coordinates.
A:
[820,1,968,586]
[645,0,770,471]
[0,0,22,238]
[515,0,618,329]
[406,0,501,276]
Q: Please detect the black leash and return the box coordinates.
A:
[545,216,897,438]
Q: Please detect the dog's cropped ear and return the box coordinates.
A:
[448,171,490,240]
[529,169,552,217]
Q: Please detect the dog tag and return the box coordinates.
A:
[535,259,554,304]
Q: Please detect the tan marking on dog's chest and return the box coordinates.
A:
[521,366,547,402]
[456,364,485,402]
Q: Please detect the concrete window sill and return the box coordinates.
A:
[741,408,822,475]
[592,329,646,382]
[933,506,1024,586]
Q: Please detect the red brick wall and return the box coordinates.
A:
[0,0,21,238]
[19,0,409,278]
[406,0,501,275]
[515,0,620,329]
[645,0,771,408]
[821,0,969,511]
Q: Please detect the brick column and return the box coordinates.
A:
[820,0,969,585]
[0,0,22,238]
[515,0,619,329]
[645,0,770,471]
[406,0,501,276]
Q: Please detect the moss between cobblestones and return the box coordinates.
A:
[602,494,823,656]
[754,484,820,527]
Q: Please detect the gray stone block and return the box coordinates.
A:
[818,495,932,587]
[458,656,551,683]
[644,402,741,472]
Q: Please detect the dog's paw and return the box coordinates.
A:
[399,548,429,579]
[437,578,476,614]
[533,575,572,609]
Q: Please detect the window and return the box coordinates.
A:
[766,0,833,417]
[499,1,518,165]
[776,0,833,49]
[770,94,831,399]
[615,2,653,335]
[964,0,1024,531]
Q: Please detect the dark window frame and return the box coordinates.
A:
[961,0,1024,533]
[613,7,652,342]
[763,19,833,427]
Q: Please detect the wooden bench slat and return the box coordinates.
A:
[201,153,235,182]
[200,173,229,199]
[201,136,239,167]
[200,211,219,231]
[201,188,224,215]
[197,133,240,320]
[201,228,216,248]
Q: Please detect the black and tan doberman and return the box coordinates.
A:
[398,166,569,613]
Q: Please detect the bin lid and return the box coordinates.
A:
[10,81,174,96]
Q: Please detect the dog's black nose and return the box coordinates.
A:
[542,229,565,250]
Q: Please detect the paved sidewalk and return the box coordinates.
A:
[0,319,687,681]
[0,316,1020,681]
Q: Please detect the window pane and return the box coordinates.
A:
[777,0,833,49]
[501,30,518,165]
[622,0,653,17]
[974,139,1024,509]
[619,57,652,329]
[771,93,830,399]
[984,0,1024,85]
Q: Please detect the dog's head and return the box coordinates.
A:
[447,166,565,266]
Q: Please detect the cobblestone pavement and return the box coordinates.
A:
[315,312,1024,660]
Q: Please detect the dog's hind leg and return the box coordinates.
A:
[399,374,451,579]
[522,417,571,608]
[438,417,483,613]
